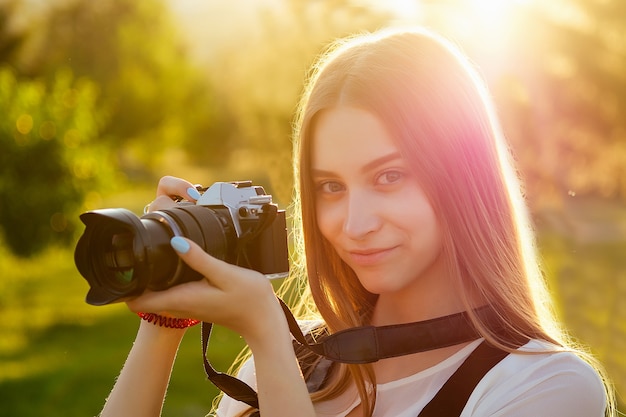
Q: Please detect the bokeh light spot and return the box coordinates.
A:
[16,114,33,134]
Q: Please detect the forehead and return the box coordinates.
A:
[311,107,400,171]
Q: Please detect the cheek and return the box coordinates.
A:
[404,192,442,246]
[417,207,443,253]
[315,202,340,243]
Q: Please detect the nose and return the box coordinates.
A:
[342,188,382,240]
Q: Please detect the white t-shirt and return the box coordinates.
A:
[215,339,606,417]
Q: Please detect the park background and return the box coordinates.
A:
[0,0,625,415]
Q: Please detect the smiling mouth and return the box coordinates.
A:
[347,247,397,266]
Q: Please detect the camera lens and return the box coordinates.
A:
[105,232,134,285]
[75,205,236,305]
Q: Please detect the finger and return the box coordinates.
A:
[126,280,212,318]
[156,175,202,202]
[170,236,263,290]
[148,194,179,212]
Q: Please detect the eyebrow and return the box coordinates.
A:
[312,151,403,177]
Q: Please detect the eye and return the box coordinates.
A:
[376,170,405,185]
[317,180,345,194]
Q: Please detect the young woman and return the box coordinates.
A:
[99,28,613,417]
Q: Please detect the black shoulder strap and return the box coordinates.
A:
[281,299,502,364]
[417,340,519,417]
[200,299,514,414]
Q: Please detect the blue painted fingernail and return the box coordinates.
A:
[171,236,190,254]
[187,187,201,200]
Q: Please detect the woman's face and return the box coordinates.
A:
[311,106,444,298]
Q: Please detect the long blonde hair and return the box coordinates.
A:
[288,27,615,416]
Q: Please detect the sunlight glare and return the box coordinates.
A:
[429,0,533,56]
[386,0,421,20]
[454,0,531,38]
[360,0,422,22]
[473,0,512,24]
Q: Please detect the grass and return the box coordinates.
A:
[0,242,246,417]
[539,232,626,411]
[0,312,244,417]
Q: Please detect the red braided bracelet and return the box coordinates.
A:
[137,312,200,329]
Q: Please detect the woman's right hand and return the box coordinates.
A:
[126,235,284,346]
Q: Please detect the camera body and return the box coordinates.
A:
[74,181,289,306]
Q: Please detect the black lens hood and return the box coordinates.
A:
[75,208,150,305]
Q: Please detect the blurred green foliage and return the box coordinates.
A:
[0,66,115,256]
[16,0,216,153]
[0,0,226,256]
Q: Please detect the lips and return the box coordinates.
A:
[346,246,397,266]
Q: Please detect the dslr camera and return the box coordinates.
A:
[74,181,289,305]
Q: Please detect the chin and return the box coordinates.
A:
[357,275,406,296]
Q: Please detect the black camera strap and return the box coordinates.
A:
[200,300,504,410]
[279,300,502,364]
[201,321,261,409]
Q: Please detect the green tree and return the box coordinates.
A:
[8,0,226,172]
[0,67,115,256]
[0,0,229,256]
